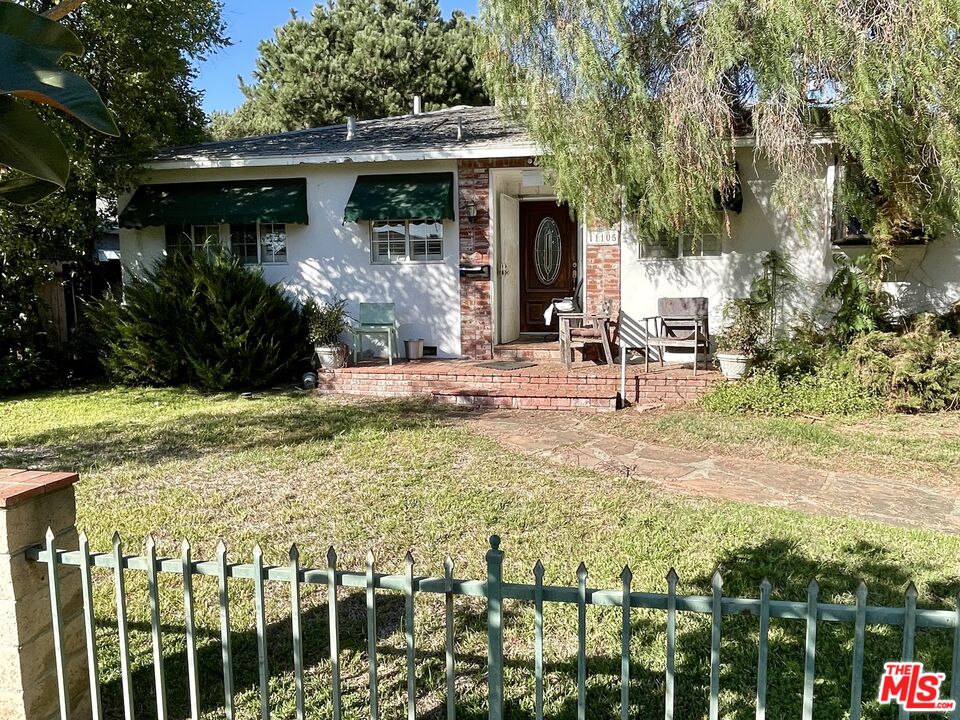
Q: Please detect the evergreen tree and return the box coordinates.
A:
[210,0,488,139]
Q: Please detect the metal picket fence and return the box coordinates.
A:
[29,532,960,720]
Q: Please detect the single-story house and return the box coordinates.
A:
[118,104,960,361]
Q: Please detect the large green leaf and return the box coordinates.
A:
[0,173,60,204]
[0,1,84,60]
[0,95,69,191]
[0,34,119,136]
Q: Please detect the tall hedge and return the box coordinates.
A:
[89,249,307,390]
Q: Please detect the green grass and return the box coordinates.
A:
[2,387,959,720]
[589,408,960,489]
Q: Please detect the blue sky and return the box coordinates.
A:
[196,0,479,115]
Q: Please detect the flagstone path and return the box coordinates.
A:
[466,409,960,534]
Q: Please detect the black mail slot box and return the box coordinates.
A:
[459,264,490,279]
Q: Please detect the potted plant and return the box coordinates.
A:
[304,297,349,369]
[715,298,766,379]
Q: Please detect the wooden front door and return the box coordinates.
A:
[519,200,577,332]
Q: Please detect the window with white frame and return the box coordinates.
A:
[639,234,679,260]
[229,222,287,265]
[680,233,722,257]
[165,224,220,254]
[639,232,722,259]
[371,219,443,263]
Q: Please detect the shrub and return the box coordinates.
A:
[88,248,308,390]
[841,316,960,412]
[825,252,890,345]
[764,316,836,377]
[701,368,884,416]
[715,298,768,356]
[304,296,349,346]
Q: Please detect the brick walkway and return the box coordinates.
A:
[467,410,960,534]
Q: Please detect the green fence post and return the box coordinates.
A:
[487,535,504,720]
[665,568,678,720]
[710,570,722,720]
[801,579,819,720]
[951,591,960,720]
[620,565,632,720]
[756,578,771,720]
[577,561,588,720]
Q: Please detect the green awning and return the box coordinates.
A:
[119,178,308,228]
[343,172,455,222]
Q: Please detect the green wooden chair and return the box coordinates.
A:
[350,302,398,365]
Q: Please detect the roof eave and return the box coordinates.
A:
[145,143,543,171]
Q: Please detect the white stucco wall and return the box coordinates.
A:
[620,148,960,342]
[119,161,463,358]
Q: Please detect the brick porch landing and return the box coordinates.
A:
[316,359,720,411]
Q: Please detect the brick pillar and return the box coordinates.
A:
[585,242,622,320]
[458,161,494,359]
[0,469,88,720]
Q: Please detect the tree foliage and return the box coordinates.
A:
[0,0,226,394]
[210,0,487,140]
[477,0,960,247]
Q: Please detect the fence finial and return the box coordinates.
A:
[289,543,299,562]
[216,538,227,556]
[366,549,375,568]
[405,550,415,567]
[443,556,454,574]
[533,559,545,579]
[576,561,588,581]
[145,533,156,551]
[711,569,723,590]
[905,581,918,598]
[327,546,338,565]
[252,542,263,560]
[760,577,772,592]
[666,567,679,586]
[489,535,501,551]
[112,530,122,548]
[620,564,633,582]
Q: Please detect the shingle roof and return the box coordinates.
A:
[152,105,534,163]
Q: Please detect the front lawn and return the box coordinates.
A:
[588,407,960,489]
[2,388,958,720]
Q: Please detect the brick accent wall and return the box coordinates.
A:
[585,242,621,319]
[317,362,719,411]
[457,158,533,359]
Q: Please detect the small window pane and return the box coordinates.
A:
[681,234,721,257]
[260,223,287,264]
[165,225,193,253]
[640,234,679,259]
[230,223,259,264]
[193,225,220,249]
[409,219,443,260]
[372,221,407,262]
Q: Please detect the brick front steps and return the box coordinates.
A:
[316,360,720,412]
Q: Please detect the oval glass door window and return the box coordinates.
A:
[534,217,562,285]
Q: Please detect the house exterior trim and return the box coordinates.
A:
[146,145,543,171]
